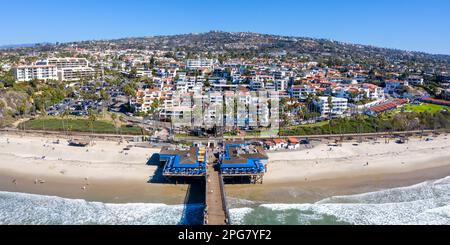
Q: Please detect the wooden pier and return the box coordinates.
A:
[204,163,230,225]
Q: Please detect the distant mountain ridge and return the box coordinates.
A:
[0,43,36,50]
[3,31,450,69]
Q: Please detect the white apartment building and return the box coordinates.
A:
[15,58,98,82]
[14,65,58,82]
[362,83,385,100]
[289,85,317,100]
[275,79,287,91]
[186,59,215,69]
[315,96,348,118]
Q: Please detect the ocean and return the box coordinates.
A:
[1,176,450,225]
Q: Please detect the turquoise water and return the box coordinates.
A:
[1,176,450,225]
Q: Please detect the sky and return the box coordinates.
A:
[1,0,450,55]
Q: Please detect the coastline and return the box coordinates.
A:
[0,132,449,205]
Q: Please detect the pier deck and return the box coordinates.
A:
[205,164,229,225]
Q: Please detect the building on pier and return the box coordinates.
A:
[219,143,268,184]
[158,145,207,178]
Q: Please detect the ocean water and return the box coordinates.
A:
[1,176,450,225]
[230,176,450,225]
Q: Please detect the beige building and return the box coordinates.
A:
[48,57,89,68]
[57,67,99,82]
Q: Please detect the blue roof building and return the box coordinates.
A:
[158,146,207,177]
[219,143,268,179]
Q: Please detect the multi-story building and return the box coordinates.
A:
[47,58,89,68]
[289,84,317,100]
[130,88,162,113]
[384,80,408,94]
[186,59,215,69]
[407,75,424,86]
[57,67,99,81]
[315,96,348,118]
[14,65,58,82]
[15,58,98,82]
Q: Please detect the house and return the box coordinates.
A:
[287,137,300,150]
[407,75,424,86]
[272,138,288,149]
[264,140,276,151]
[384,80,408,95]
[444,89,450,100]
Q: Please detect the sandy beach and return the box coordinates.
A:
[0,132,449,204]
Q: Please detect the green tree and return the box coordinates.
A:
[123,83,137,97]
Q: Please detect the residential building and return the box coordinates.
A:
[57,67,99,81]
[407,75,424,86]
[47,57,89,68]
[315,96,348,118]
[14,65,58,82]
[289,84,317,100]
[186,59,215,69]
[384,80,408,94]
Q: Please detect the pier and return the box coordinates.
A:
[204,164,230,225]
[154,142,268,225]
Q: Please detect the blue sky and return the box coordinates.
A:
[2,0,450,54]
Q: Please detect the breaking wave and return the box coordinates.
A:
[229,176,450,225]
[0,191,203,225]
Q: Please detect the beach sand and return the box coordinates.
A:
[0,132,449,204]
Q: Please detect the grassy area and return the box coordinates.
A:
[285,120,329,128]
[174,133,190,138]
[394,103,448,114]
[280,111,450,136]
[19,117,143,135]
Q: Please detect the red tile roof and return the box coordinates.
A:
[273,138,286,144]
[287,137,299,144]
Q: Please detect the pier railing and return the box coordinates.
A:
[203,174,209,225]
[218,173,231,225]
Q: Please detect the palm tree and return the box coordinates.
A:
[111,113,118,135]
[327,96,334,135]
[41,101,47,131]
[60,110,66,134]
[118,115,124,136]
[87,109,97,135]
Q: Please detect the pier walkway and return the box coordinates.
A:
[204,163,230,225]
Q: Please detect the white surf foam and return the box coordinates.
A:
[258,176,450,225]
[0,191,203,225]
